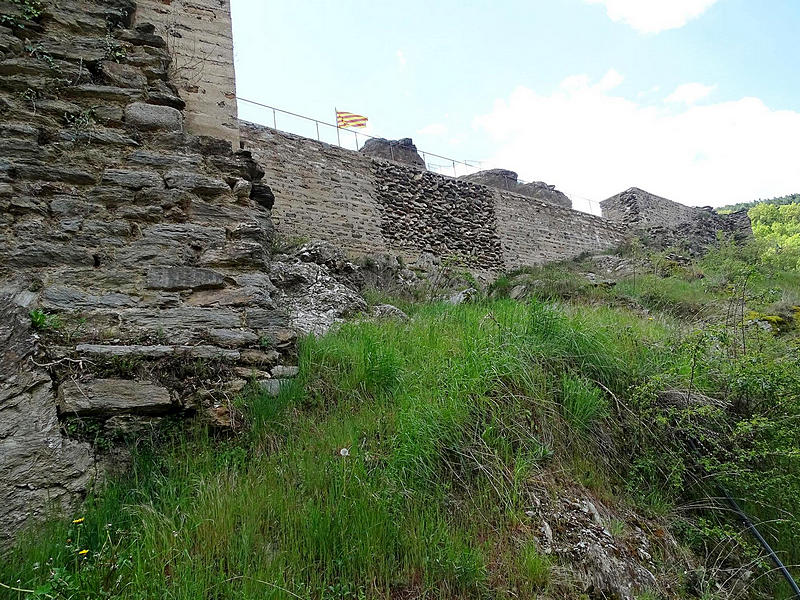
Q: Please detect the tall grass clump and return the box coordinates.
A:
[560,374,608,432]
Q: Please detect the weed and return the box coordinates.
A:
[0,0,44,30]
[517,541,551,589]
[560,373,608,432]
[30,308,62,330]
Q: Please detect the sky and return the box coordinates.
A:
[231,0,800,212]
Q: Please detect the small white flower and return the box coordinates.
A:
[339,448,350,457]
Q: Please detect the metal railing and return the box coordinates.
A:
[236,97,603,216]
[237,97,483,178]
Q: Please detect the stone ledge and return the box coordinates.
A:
[57,378,172,416]
[74,344,241,361]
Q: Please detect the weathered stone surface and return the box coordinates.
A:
[125,102,183,132]
[164,169,230,196]
[271,364,299,378]
[601,187,753,254]
[74,344,240,361]
[133,0,239,146]
[99,61,148,89]
[102,168,163,189]
[65,84,143,102]
[0,299,93,545]
[146,266,225,291]
[0,0,282,544]
[241,122,626,272]
[250,182,274,208]
[460,169,572,208]
[118,23,166,48]
[207,328,259,348]
[146,80,186,110]
[271,259,367,336]
[58,378,173,416]
[360,137,425,168]
[14,162,97,185]
[370,304,409,320]
[41,286,139,311]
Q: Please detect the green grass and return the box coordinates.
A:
[4,300,679,599]
[4,244,800,599]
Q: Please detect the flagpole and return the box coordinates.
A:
[335,107,341,147]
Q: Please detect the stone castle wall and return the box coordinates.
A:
[0,0,285,543]
[600,187,700,228]
[240,122,626,271]
[133,0,239,147]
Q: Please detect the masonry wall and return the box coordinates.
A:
[601,187,699,228]
[0,0,285,543]
[495,194,626,267]
[240,122,388,255]
[240,122,625,271]
[133,0,239,147]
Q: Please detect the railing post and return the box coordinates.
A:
[316,121,320,141]
[452,160,456,177]
[354,130,358,150]
[272,108,276,130]
[390,145,395,161]
[422,151,427,169]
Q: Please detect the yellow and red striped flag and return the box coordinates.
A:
[336,110,368,128]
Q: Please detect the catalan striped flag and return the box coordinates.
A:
[336,110,368,128]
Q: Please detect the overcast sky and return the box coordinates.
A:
[231,0,800,211]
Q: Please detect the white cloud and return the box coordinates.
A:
[665,82,716,104]
[417,123,447,136]
[396,50,407,68]
[473,70,800,207]
[585,0,720,33]
[597,68,625,91]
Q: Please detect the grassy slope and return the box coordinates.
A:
[3,242,800,600]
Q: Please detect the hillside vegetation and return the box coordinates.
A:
[719,195,800,268]
[717,193,800,214]
[3,239,799,600]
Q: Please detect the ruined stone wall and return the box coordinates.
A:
[0,0,286,543]
[240,122,624,271]
[600,187,700,228]
[133,0,238,147]
[600,187,753,252]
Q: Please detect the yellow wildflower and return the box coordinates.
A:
[78,549,89,555]
[72,517,85,524]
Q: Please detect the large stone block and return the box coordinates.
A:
[164,170,230,196]
[125,102,183,132]
[99,61,148,89]
[57,379,173,417]
[146,266,225,291]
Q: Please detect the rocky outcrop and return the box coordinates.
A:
[360,137,425,168]
[0,301,94,544]
[460,169,572,208]
[518,181,572,208]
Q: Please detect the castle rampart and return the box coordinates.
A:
[240,122,627,271]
